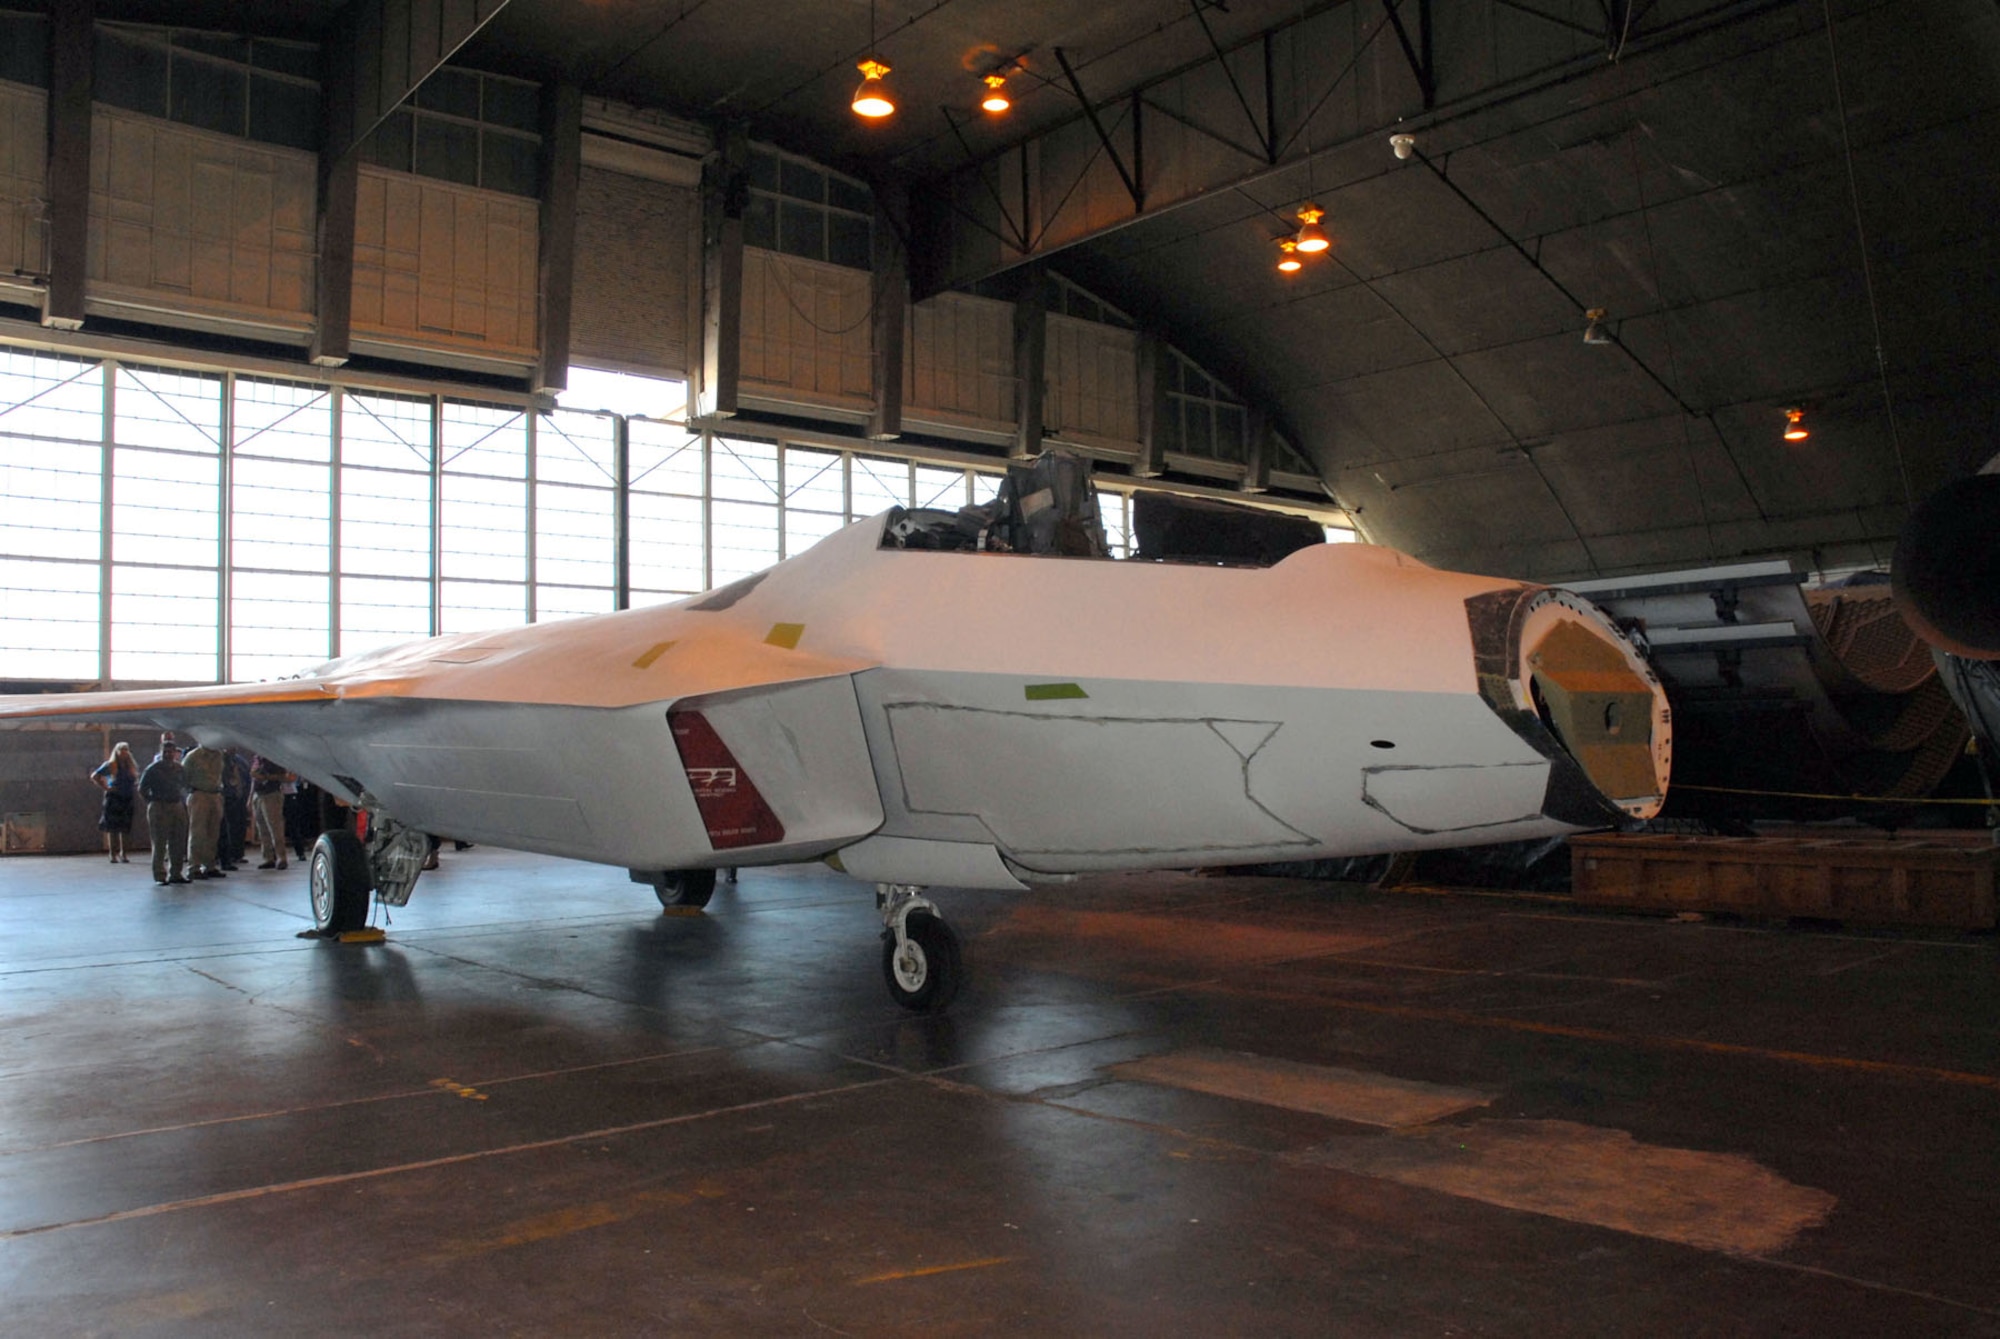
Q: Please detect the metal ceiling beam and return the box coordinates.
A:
[1054,47,1144,211]
[910,0,1781,300]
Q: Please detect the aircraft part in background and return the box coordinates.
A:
[1566,564,1969,823]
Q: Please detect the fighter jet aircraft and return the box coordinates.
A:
[0,496,1669,1011]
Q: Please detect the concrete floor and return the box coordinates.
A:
[2,848,1998,1336]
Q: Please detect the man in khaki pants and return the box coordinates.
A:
[251,755,291,870]
[138,740,190,885]
[180,741,228,880]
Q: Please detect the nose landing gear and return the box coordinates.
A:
[877,883,962,1013]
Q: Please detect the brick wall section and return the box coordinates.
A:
[570,165,693,378]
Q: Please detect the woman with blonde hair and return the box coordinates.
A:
[90,740,140,863]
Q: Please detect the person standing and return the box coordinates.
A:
[138,740,190,885]
[251,755,290,870]
[90,740,139,863]
[180,740,228,880]
[219,748,252,870]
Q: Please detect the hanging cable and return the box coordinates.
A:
[1822,0,1913,509]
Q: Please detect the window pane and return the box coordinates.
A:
[415,115,480,187]
[1098,494,1130,558]
[440,579,525,634]
[483,76,541,132]
[116,365,222,454]
[235,379,331,462]
[849,455,907,516]
[340,467,431,578]
[971,472,1003,505]
[339,576,429,655]
[742,194,776,251]
[783,448,842,512]
[629,421,703,497]
[535,481,612,588]
[232,457,330,572]
[0,13,48,89]
[535,410,614,487]
[112,448,218,568]
[170,52,247,137]
[828,176,871,215]
[442,402,527,478]
[710,500,777,585]
[0,559,97,678]
[913,465,965,511]
[0,435,100,562]
[483,129,538,196]
[250,39,320,80]
[342,392,431,471]
[94,30,168,119]
[779,158,825,203]
[536,585,611,623]
[709,437,777,503]
[417,65,481,118]
[629,490,702,595]
[0,349,102,440]
[558,367,685,420]
[784,508,845,558]
[249,74,319,151]
[231,570,329,681]
[778,199,824,261]
[361,108,413,172]
[111,563,217,682]
[438,472,525,581]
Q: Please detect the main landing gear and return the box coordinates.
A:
[878,883,963,1013]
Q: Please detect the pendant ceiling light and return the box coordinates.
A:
[1294,204,1330,254]
[1783,407,1809,442]
[853,59,895,117]
[1275,238,1303,273]
[852,0,895,119]
[980,73,1011,113]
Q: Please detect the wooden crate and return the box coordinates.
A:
[1569,833,1998,929]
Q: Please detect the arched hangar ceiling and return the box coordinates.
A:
[87,0,2000,580]
[466,0,2000,578]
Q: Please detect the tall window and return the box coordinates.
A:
[230,378,331,680]
[339,391,434,655]
[0,351,101,679]
[111,366,222,681]
[0,354,1342,685]
[743,146,872,269]
[534,409,617,620]
[361,66,542,197]
[95,25,319,151]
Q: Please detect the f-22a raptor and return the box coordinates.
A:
[0,493,1669,1012]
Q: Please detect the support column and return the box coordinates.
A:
[1133,332,1171,478]
[532,82,582,395]
[613,416,631,610]
[43,0,92,331]
[868,179,908,442]
[699,126,748,419]
[1011,267,1046,460]
[1241,405,1272,494]
[310,150,357,367]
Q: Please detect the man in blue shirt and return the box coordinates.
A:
[137,739,191,885]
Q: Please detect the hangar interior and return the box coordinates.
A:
[1,0,1998,1332]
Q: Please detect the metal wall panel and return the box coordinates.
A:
[904,291,1014,432]
[738,247,870,408]
[352,164,538,360]
[86,107,316,329]
[1045,313,1139,448]
[0,81,45,297]
[569,164,693,377]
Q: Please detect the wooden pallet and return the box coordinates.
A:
[1569,832,1998,929]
